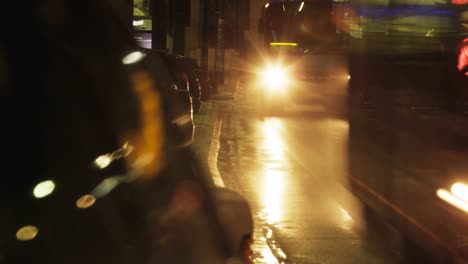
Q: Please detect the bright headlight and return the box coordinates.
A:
[437,182,468,213]
[451,182,468,202]
[262,65,288,88]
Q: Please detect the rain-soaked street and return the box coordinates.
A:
[208,96,406,264]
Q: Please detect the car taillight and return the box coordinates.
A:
[241,236,253,264]
[458,38,468,76]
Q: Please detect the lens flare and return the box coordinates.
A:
[33,180,55,199]
[16,225,39,241]
[76,194,97,209]
[299,2,305,12]
[94,155,112,169]
[122,51,146,65]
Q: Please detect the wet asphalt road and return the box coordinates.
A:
[211,97,406,264]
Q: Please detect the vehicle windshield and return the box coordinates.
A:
[261,1,341,51]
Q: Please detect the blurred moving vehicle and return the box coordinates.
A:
[0,1,253,263]
[257,0,349,114]
[346,0,468,262]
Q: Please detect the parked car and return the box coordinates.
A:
[139,49,195,147]
[158,52,203,113]
[196,68,213,102]
[0,1,253,264]
[181,57,202,114]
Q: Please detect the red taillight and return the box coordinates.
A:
[242,237,253,264]
[458,39,468,75]
[452,0,468,4]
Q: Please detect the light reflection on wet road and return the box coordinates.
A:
[215,102,403,263]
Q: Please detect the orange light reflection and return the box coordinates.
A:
[261,119,286,223]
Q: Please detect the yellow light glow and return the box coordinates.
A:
[260,247,279,263]
[265,3,269,8]
[262,65,288,88]
[299,2,305,12]
[94,143,134,169]
[451,183,468,202]
[262,170,284,223]
[339,207,353,222]
[76,194,96,209]
[128,71,166,180]
[261,120,285,223]
[122,51,146,65]
[33,180,55,199]
[263,120,284,161]
[94,154,112,169]
[16,225,39,241]
[437,189,468,213]
[269,42,298,47]
[338,206,353,231]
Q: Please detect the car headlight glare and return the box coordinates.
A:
[437,182,468,214]
[262,66,288,87]
[451,182,468,202]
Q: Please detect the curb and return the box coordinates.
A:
[192,100,225,186]
[207,115,225,187]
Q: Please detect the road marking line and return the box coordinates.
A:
[208,115,225,187]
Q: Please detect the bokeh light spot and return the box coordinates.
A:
[33,180,55,199]
[16,225,39,241]
[76,194,96,209]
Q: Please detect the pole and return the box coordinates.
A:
[200,0,209,71]
[152,0,168,50]
[199,0,211,100]
[214,0,224,91]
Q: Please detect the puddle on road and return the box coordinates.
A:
[250,210,287,264]
[212,114,291,263]
[251,209,322,264]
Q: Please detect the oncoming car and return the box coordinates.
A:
[256,0,349,115]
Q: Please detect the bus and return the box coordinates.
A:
[345,0,468,261]
[257,0,349,114]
